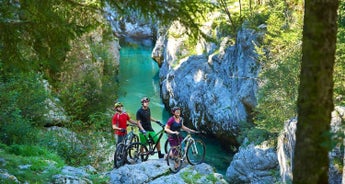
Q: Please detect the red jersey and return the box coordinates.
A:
[112,112,130,136]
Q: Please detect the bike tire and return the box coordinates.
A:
[126,142,148,164]
[186,139,206,165]
[164,139,170,154]
[114,143,126,168]
[166,146,182,173]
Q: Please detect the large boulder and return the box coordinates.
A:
[158,25,261,144]
[225,141,279,184]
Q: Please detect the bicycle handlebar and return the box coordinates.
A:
[156,121,165,128]
[180,130,205,134]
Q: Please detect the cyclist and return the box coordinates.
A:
[164,107,197,149]
[136,97,165,159]
[112,102,137,144]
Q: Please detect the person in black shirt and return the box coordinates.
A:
[136,97,165,158]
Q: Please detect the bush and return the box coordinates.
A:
[0,113,38,145]
[254,1,302,136]
[0,72,49,126]
[0,143,64,183]
[38,129,87,166]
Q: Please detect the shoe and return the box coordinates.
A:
[174,160,180,169]
[158,153,165,159]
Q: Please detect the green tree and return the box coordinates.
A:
[107,0,215,38]
[0,0,101,83]
[253,0,303,136]
[293,0,339,183]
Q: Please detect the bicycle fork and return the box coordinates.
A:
[189,139,199,155]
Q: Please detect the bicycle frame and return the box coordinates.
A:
[173,133,193,159]
[122,124,138,145]
[143,127,165,154]
[166,131,206,173]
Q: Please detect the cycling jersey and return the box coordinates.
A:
[136,107,154,131]
[166,117,183,132]
[112,112,131,136]
[167,117,184,146]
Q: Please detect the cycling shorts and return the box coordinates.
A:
[139,131,159,145]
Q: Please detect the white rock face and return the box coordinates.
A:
[158,27,261,141]
[225,141,279,184]
[104,6,155,47]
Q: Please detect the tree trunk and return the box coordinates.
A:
[293,0,339,183]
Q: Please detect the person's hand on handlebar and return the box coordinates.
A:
[156,121,164,128]
[140,129,147,135]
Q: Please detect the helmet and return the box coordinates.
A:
[141,97,150,103]
[171,107,181,114]
[114,102,123,108]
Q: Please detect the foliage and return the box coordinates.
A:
[0,72,49,145]
[107,0,215,39]
[58,30,118,122]
[335,26,345,106]
[181,170,202,183]
[38,129,88,166]
[0,114,38,145]
[88,111,114,132]
[215,0,265,36]
[38,128,113,169]
[0,0,102,82]
[0,72,49,124]
[236,121,274,145]
[0,143,64,183]
[254,0,303,136]
[89,174,109,184]
[59,72,117,122]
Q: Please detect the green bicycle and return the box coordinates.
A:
[126,122,169,163]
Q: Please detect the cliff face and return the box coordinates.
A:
[154,23,262,145]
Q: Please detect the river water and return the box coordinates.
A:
[117,45,232,175]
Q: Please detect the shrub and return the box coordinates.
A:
[0,72,49,126]
[0,144,64,183]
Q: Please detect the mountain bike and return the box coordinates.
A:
[113,124,139,168]
[126,122,169,163]
[166,131,206,173]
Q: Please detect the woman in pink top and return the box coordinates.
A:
[164,107,197,148]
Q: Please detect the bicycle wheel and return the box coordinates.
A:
[114,143,126,168]
[126,142,148,164]
[166,146,182,173]
[186,139,206,165]
[164,139,170,154]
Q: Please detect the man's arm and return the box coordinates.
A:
[137,120,146,132]
[128,119,137,125]
[112,124,122,131]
